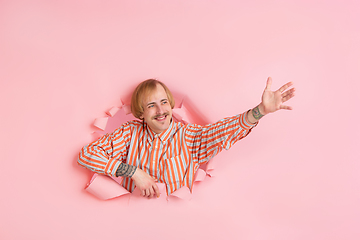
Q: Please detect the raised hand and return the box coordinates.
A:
[261,77,295,115]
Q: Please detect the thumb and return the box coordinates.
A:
[265,77,272,91]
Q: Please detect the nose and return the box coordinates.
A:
[155,104,164,114]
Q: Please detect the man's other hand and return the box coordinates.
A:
[131,168,160,198]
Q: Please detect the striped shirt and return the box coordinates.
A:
[78,111,256,195]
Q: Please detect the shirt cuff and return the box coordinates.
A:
[239,110,258,130]
[104,158,122,177]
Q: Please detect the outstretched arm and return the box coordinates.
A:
[247,77,296,124]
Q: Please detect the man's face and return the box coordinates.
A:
[140,84,172,134]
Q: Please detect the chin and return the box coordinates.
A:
[148,114,172,133]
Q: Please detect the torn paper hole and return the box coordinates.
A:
[86,96,219,201]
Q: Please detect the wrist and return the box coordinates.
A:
[248,104,265,123]
[116,162,137,178]
[258,103,267,116]
[130,167,140,180]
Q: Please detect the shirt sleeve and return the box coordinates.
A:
[184,111,257,164]
[78,123,132,177]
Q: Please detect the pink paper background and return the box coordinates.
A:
[1,0,359,239]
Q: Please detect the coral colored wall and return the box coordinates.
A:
[1,0,359,239]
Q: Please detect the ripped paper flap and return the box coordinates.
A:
[93,117,109,131]
[85,173,130,200]
[194,168,206,182]
[106,107,120,117]
[168,186,192,201]
[205,158,216,177]
[172,104,191,123]
[122,104,132,115]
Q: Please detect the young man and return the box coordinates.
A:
[78,77,295,198]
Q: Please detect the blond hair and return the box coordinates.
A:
[131,79,175,119]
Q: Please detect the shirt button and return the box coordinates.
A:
[155,146,158,149]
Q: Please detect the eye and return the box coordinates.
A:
[148,104,154,108]
[161,100,168,105]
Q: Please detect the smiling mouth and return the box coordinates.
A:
[154,114,168,121]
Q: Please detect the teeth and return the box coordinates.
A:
[156,115,166,120]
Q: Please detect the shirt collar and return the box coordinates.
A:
[145,118,175,144]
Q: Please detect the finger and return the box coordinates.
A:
[141,190,146,197]
[280,105,293,110]
[153,183,160,198]
[265,77,272,91]
[281,87,295,95]
[145,189,150,197]
[282,92,295,102]
[278,82,293,93]
[281,88,295,102]
[149,187,155,198]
